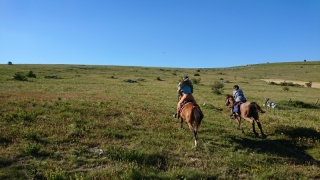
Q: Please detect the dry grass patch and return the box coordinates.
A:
[260,79,320,89]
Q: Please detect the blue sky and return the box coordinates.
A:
[1,0,319,68]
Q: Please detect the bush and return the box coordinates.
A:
[13,72,28,81]
[305,81,312,88]
[268,81,277,85]
[192,78,201,84]
[283,87,289,91]
[279,82,303,87]
[194,73,200,76]
[26,70,36,78]
[211,81,224,95]
[45,76,58,79]
[269,81,303,87]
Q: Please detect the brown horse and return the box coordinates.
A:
[225,94,267,139]
[178,101,204,147]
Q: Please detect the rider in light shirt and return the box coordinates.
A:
[231,85,247,118]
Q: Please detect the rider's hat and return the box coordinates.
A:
[183,76,189,81]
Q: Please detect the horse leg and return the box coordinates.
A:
[180,118,184,128]
[193,130,198,147]
[234,116,244,133]
[242,116,257,135]
[187,122,197,147]
[251,120,259,137]
[256,119,267,139]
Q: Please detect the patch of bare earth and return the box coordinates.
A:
[260,79,320,89]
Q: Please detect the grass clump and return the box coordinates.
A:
[192,78,201,84]
[26,70,36,78]
[23,144,41,155]
[269,81,304,87]
[211,80,224,95]
[13,72,28,81]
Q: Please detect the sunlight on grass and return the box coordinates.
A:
[0,63,319,179]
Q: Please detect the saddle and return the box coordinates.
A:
[178,101,204,120]
[178,101,192,113]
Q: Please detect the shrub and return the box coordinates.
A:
[211,81,224,95]
[279,82,303,87]
[26,70,36,78]
[13,72,28,81]
[194,73,200,76]
[283,87,289,91]
[305,81,312,88]
[269,81,303,87]
[192,78,201,84]
[157,77,161,81]
[45,75,58,79]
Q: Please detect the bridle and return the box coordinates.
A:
[225,96,234,106]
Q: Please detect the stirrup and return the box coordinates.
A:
[173,113,180,118]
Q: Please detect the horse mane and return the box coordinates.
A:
[226,94,233,99]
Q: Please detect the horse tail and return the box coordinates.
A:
[193,105,203,124]
[252,102,266,113]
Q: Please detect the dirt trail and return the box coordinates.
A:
[260,79,320,89]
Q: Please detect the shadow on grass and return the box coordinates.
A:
[275,126,320,141]
[0,137,13,147]
[230,126,320,167]
[105,146,167,171]
[0,157,13,168]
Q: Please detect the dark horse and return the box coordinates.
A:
[178,98,204,147]
[225,94,267,139]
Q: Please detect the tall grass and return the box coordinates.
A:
[0,62,319,179]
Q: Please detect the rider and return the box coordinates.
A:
[174,76,197,118]
[231,85,247,118]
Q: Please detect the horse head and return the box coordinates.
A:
[225,94,235,106]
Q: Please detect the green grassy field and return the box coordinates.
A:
[0,61,319,179]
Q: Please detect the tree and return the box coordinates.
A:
[8,61,13,65]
